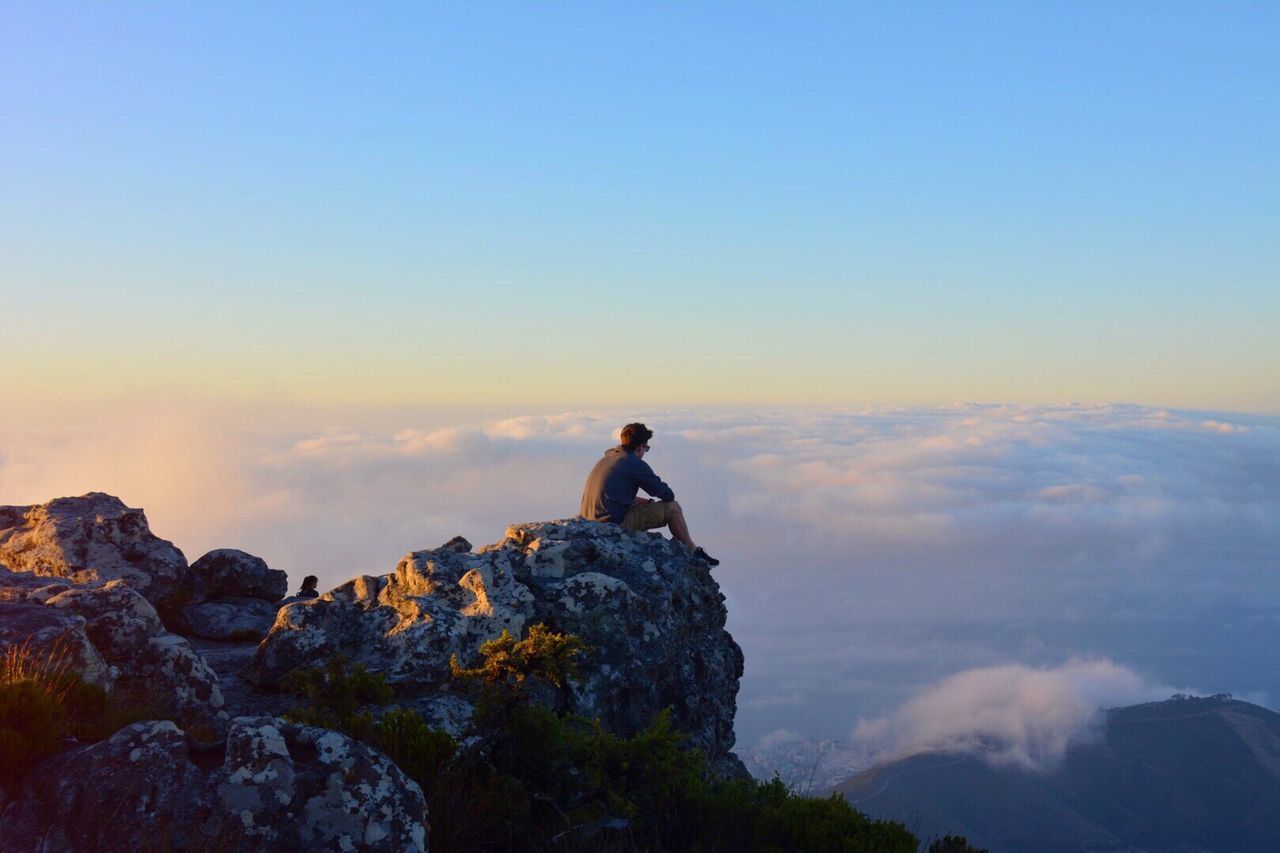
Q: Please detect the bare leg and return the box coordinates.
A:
[666,501,697,550]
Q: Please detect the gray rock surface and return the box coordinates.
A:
[0,600,114,690]
[216,716,427,850]
[184,596,280,641]
[189,636,294,720]
[0,721,206,852]
[48,580,224,716]
[0,718,428,852]
[247,518,744,773]
[0,571,223,717]
[190,548,288,603]
[0,493,190,622]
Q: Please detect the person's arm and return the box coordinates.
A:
[633,459,675,502]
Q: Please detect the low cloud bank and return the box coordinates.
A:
[853,660,1177,771]
[2,403,1277,743]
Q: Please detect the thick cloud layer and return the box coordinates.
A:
[2,403,1278,744]
[852,659,1175,770]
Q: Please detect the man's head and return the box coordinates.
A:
[301,575,318,591]
[620,422,653,454]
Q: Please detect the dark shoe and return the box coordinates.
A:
[693,547,720,567]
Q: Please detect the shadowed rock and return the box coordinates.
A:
[0,570,223,718]
[189,549,288,603]
[184,597,281,641]
[177,549,288,642]
[0,599,114,690]
[0,718,428,852]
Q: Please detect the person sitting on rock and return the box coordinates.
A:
[579,422,720,566]
[295,575,319,599]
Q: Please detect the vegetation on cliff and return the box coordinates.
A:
[284,625,917,852]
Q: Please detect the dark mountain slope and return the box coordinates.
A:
[837,696,1280,852]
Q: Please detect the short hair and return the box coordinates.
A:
[302,575,318,589]
[620,423,653,450]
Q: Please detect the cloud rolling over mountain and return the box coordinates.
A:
[852,659,1175,771]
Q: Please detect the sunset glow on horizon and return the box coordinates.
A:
[3,3,1277,413]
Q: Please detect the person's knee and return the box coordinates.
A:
[669,500,683,515]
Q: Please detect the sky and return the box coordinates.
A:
[1,4,1278,777]
[2,2,1277,409]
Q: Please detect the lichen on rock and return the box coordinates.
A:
[0,718,428,852]
[247,518,745,775]
[0,493,190,623]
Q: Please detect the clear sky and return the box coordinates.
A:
[2,2,1276,410]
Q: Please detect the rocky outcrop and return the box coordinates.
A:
[189,549,289,602]
[182,549,288,641]
[0,718,428,852]
[0,494,190,623]
[0,570,223,718]
[184,596,281,641]
[247,518,744,774]
[180,545,288,637]
[0,599,114,690]
[1,496,748,846]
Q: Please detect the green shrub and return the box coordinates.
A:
[0,679,67,791]
[282,654,394,741]
[284,629,919,852]
[0,639,121,790]
[451,624,586,692]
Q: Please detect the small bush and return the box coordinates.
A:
[0,679,66,791]
[929,835,988,853]
[282,654,394,741]
[375,706,457,784]
[0,638,116,790]
[451,625,586,691]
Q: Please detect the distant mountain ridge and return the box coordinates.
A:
[837,695,1280,852]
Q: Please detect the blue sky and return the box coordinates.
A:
[2,2,1277,408]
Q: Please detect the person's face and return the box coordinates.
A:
[635,442,650,459]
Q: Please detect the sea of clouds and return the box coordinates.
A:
[3,403,1278,767]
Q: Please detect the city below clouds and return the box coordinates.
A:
[2,403,1278,748]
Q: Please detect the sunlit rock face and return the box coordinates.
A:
[0,570,224,717]
[0,493,190,624]
[247,518,745,775]
[0,718,428,852]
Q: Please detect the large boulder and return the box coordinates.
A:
[0,569,223,718]
[0,600,114,690]
[45,581,224,716]
[180,549,289,642]
[184,597,281,641]
[0,718,428,852]
[0,721,206,851]
[246,519,744,774]
[0,494,190,623]
[215,716,427,850]
[189,549,288,603]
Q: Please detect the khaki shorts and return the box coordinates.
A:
[622,500,675,531]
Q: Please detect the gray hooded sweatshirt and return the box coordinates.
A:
[579,446,676,524]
